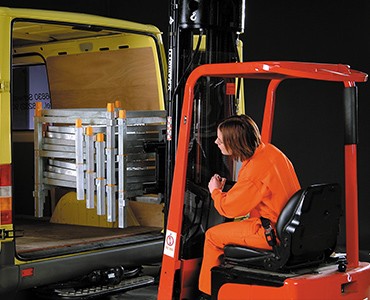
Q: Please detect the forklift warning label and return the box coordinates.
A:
[164,229,177,258]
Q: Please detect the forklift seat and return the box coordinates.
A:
[223,183,342,271]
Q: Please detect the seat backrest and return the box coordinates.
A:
[276,183,342,266]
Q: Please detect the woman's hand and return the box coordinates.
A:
[208,174,226,194]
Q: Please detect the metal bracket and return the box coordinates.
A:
[0,228,23,240]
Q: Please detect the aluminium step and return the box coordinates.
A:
[35,275,155,299]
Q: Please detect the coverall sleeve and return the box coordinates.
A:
[211,178,265,218]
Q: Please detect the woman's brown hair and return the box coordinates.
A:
[218,114,261,161]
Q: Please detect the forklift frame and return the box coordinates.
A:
[158,61,369,299]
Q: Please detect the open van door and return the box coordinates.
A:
[1,6,167,296]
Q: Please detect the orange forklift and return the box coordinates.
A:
[157,61,370,299]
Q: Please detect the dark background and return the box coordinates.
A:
[1,0,369,256]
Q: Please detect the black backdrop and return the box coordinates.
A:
[1,0,369,258]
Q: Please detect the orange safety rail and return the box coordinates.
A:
[157,61,368,299]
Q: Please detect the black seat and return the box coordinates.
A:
[223,183,342,271]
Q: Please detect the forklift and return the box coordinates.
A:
[159,1,370,299]
[158,61,370,299]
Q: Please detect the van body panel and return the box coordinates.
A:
[0,15,11,165]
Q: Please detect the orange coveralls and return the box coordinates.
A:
[198,142,301,295]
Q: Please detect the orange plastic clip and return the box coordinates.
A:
[119,110,127,119]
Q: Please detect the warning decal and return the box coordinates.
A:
[226,82,236,95]
[163,229,177,258]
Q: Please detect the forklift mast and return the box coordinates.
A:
[165,0,245,268]
[165,0,246,216]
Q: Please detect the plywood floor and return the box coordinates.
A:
[14,218,162,258]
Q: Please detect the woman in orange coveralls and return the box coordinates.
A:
[198,114,301,297]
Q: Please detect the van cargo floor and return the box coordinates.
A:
[14,218,163,260]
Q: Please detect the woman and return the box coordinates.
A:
[198,114,301,297]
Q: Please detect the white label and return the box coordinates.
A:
[163,229,177,258]
[0,186,11,197]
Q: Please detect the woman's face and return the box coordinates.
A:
[215,129,232,155]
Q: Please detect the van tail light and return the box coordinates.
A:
[0,164,12,225]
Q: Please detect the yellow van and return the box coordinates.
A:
[0,6,167,296]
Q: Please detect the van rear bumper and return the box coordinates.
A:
[0,242,19,294]
[1,237,163,293]
[0,265,20,295]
